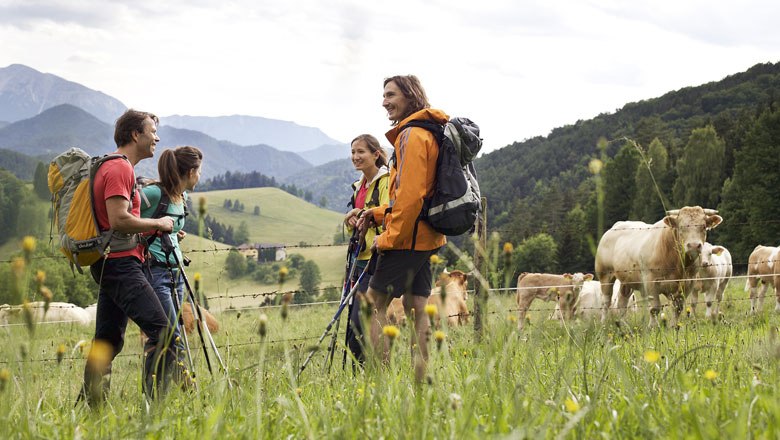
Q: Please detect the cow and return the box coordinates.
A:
[556,279,638,319]
[690,243,732,321]
[386,298,406,326]
[0,301,91,326]
[427,269,470,327]
[746,245,779,314]
[595,206,722,326]
[516,272,592,330]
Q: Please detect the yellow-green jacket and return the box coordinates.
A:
[350,166,389,260]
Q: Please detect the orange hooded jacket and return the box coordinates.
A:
[370,108,448,251]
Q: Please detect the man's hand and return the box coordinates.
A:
[177,230,187,241]
[157,216,175,233]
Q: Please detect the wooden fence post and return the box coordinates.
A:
[473,197,488,339]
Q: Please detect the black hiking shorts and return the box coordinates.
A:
[368,248,440,298]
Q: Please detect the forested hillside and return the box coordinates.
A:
[475,61,780,275]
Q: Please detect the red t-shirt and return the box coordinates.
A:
[354,181,369,209]
[91,156,145,261]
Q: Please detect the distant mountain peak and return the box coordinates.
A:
[161,114,344,153]
[0,63,127,124]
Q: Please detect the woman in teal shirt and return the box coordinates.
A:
[141,145,203,359]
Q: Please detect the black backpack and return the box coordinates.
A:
[401,117,482,237]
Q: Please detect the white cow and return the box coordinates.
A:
[746,245,780,313]
[690,243,732,321]
[595,206,722,326]
[0,302,91,326]
[554,279,638,319]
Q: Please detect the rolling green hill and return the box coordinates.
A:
[183,187,348,308]
[189,186,344,245]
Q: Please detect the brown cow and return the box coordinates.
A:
[386,298,406,326]
[516,272,592,330]
[428,269,471,327]
[746,245,780,314]
[141,303,219,346]
[595,206,722,326]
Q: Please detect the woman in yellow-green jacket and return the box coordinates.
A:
[342,133,389,364]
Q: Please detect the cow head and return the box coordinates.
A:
[699,242,726,269]
[664,206,722,262]
[560,272,594,319]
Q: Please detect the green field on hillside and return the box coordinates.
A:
[188,187,344,246]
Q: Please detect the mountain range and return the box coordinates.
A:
[0,64,348,170]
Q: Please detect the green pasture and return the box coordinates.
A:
[2,281,780,438]
[188,187,344,246]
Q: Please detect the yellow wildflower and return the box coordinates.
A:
[564,397,580,413]
[434,330,446,350]
[503,242,514,254]
[588,158,603,175]
[382,325,400,339]
[429,254,442,265]
[424,304,437,318]
[56,344,66,364]
[198,196,207,216]
[22,235,36,259]
[0,368,9,391]
[704,370,718,381]
[643,350,661,364]
[35,270,46,285]
[279,266,289,285]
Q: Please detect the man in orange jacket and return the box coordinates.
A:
[358,75,446,382]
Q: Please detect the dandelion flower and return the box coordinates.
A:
[434,330,446,350]
[643,350,661,364]
[0,368,9,392]
[704,370,718,381]
[588,158,603,175]
[22,235,36,259]
[278,266,289,285]
[508,314,517,323]
[194,272,202,291]
[424,304,437,318]
[564,397,580,413]
[35,270,46,285]
[87,340,113,373]
[686,306,692,317]
[382,325,400,339]
[429,254,442,265]
[503,242,514,254]
[296,387,302,396]
[56,344,66,364]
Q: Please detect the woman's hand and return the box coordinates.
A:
[177,230,187,241]
[344,208,362,228]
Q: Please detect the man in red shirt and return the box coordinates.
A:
[81,109,176,406]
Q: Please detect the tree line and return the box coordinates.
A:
[473,62,780,282]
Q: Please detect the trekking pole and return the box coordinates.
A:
[298,258,373,378]
[326,230,363,373]
[174,251,228,378]
[161,235,228,380]
[168,268,197,387]
[158,234,197,381]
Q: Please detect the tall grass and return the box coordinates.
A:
[1,283,779,438]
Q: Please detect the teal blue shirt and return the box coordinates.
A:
[140,184,187,265]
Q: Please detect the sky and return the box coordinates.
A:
[1,0,779,154]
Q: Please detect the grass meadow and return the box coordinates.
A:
[2,279,780,439]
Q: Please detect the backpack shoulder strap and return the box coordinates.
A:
[401,120,445,147]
